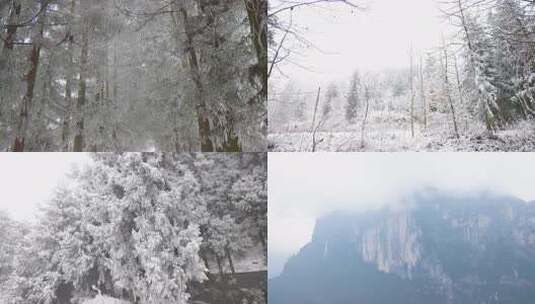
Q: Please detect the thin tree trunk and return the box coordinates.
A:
[215,254,224,278]
[35,62,51,149]
[200,252,210,270]
[12,7,45,151]
[62,77,73,151]
[409,47,415,138]
[310,87,321,152]
[419,56,427,130]
[173,127,181,152]
[61,0,76,151]
[73,15,89,152]
[111,40,120,151]
[442,45,460,139]
[453,54,468,132]
[112,40,118,100]
[224,245,236,274]
[360,86,370,148]
[310,87,321,132]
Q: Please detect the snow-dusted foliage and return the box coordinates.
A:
[0,211,27,301]
[0,153,267,304]
[0,0,266,152]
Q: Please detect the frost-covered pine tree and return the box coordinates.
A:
[322,83,339,120]
[460,13,501,131]
[81,153,208,303]
[2,153,267,303]
[345,71,361,123]
[0,211,26,290]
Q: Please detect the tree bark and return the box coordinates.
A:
[243,0,267,101]
[12,6,45,151]
[174,7,214,152]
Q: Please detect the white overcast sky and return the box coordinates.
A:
[270,0,451,88]
[0,153,89,222]
[268,153,535,277]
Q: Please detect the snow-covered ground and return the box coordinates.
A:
[206,245,266,274]
[269,111,535,152]
[81,296,129,304]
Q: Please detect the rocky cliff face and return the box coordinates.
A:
[269,191,535,304]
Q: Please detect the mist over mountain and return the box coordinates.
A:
[269,190,535,304]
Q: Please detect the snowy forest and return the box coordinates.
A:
[268,0,535,151]
[0,153,267,304]
[0,0,267,152]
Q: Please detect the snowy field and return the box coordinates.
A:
[269,111,535,152]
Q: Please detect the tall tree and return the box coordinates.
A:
[12,1,47,151]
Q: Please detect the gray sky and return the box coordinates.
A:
[0,153,90,222]
[268,153,535,277]
[271,0,451,88]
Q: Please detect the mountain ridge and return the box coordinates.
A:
[269,190,535,304]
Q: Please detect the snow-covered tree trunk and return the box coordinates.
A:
[175,5,214,152]
[73,9,89,152]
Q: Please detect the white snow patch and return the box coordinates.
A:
[81,296,129,304]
